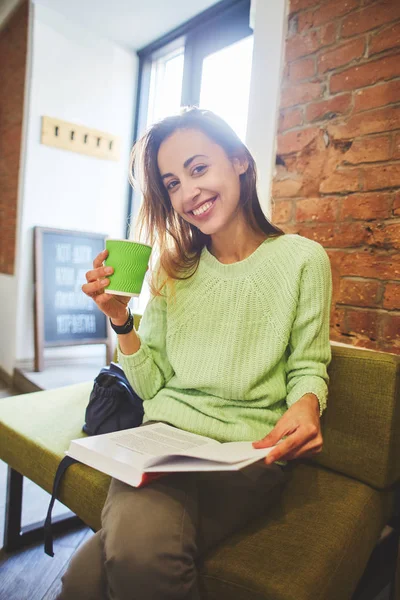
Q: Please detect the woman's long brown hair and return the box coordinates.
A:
[129,107,284,296]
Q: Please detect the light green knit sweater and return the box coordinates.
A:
[118,234,332,443]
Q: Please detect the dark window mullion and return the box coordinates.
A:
[181,32,204,107]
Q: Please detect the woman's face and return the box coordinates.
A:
[157,128,248,236]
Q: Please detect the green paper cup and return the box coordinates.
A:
[104,239,152,297]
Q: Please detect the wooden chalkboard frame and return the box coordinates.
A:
[34,226,112,372]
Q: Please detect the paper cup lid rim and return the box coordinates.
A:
[106,239,152,249]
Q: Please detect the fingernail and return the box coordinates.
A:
[101,279,108,285]
[105,267,113,274]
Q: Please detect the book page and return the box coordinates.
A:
[144,440,275,468]
[113,423,218,459]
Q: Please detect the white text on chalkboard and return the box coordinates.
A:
[55,243,93,264]
[57,314,96,335]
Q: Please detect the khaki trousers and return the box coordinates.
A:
[58,455,286,600]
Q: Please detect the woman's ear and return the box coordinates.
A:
[232,155,249,176]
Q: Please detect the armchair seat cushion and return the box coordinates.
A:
[200,462,393,600]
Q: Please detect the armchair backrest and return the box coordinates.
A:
[314,344,400,490]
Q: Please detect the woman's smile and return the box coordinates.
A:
[189,196,217,220]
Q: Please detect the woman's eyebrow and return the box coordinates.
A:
[161,154,209,180]
[183,154,208,168]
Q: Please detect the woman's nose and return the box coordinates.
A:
[181,180,201,205]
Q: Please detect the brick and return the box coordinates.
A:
[297,10,314,33]
[330,54,400,93]
[345,308,380,339]
[314,0,360,27]
[285,30,321,62]
[287,14,298,39]
[366,221,400,250]
[370,21,400,55]
[277,126,320,154]
[296,197,338,222]
[289,57,316,82]
[339,278,382,307]
[394,133,400,160]
[299,0,360,30]
[319,22,338,46]
[272,200,293,223]
[320,169,361,193]
[280,81,323,109]
[328,106,400,139]
[0,1,27,276]
[343,135,392,165]
[283,63,290,80]
[318,38,365,74]
[363,164,400,191]
[387,345,400,355]
[331,306,347,333]
[381,313,400,344]
[394,190,400,214]
[272,178,303,198]
[289,0,317,14]
[281,224,300,235]
[354,80,400,113]
[340,192,392,220]
[305,94,352,123]
[340,250,400,279]
[278,108,303,132]
[384,283,400,310]
[297,221,368,247]
[342,0,400,38]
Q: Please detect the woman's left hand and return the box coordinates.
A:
[252,394,323,464]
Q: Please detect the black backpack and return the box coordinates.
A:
[44,362,144,556]
[83,362,144,435]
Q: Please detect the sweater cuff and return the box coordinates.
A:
[116,337,149,369]
[286,377,328,417]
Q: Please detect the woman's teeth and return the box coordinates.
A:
[192,199,214,216]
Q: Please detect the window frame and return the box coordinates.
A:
[126,0,252,235]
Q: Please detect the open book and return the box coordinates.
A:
[66,423,276,488]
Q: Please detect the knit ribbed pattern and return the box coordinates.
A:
[118,234,332,443]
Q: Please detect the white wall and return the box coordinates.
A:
[246,0,288,218]
[12,2,137,367]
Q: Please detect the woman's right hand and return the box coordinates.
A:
[82,249,131,324]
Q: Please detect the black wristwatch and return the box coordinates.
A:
[109,307,134,335]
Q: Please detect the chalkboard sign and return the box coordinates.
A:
[34,227,111,371]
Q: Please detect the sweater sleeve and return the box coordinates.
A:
[117,283,174,401]
[285,243,332,416]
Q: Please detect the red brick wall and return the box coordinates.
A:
[272,0,400,354]
[0,1,29,275]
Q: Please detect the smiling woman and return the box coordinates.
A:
[67,107,333,600]
[131,107,284,293]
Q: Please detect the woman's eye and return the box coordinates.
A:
[192,165,207,176]
[166,180,179,191]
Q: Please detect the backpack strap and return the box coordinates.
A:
[44,456,79,557]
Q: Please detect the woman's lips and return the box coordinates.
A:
[190,196,217,220]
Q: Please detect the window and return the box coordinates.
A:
[146,47,185,128]
[134,0,252,153]
[199,35,254,142]
[129,0,252,313]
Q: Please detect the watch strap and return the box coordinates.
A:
[109,307,134,335]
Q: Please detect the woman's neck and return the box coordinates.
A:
[208,222,267,265]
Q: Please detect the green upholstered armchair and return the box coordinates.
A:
[0,340,399,600]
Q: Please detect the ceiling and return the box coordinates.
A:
[33,0,221,51]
